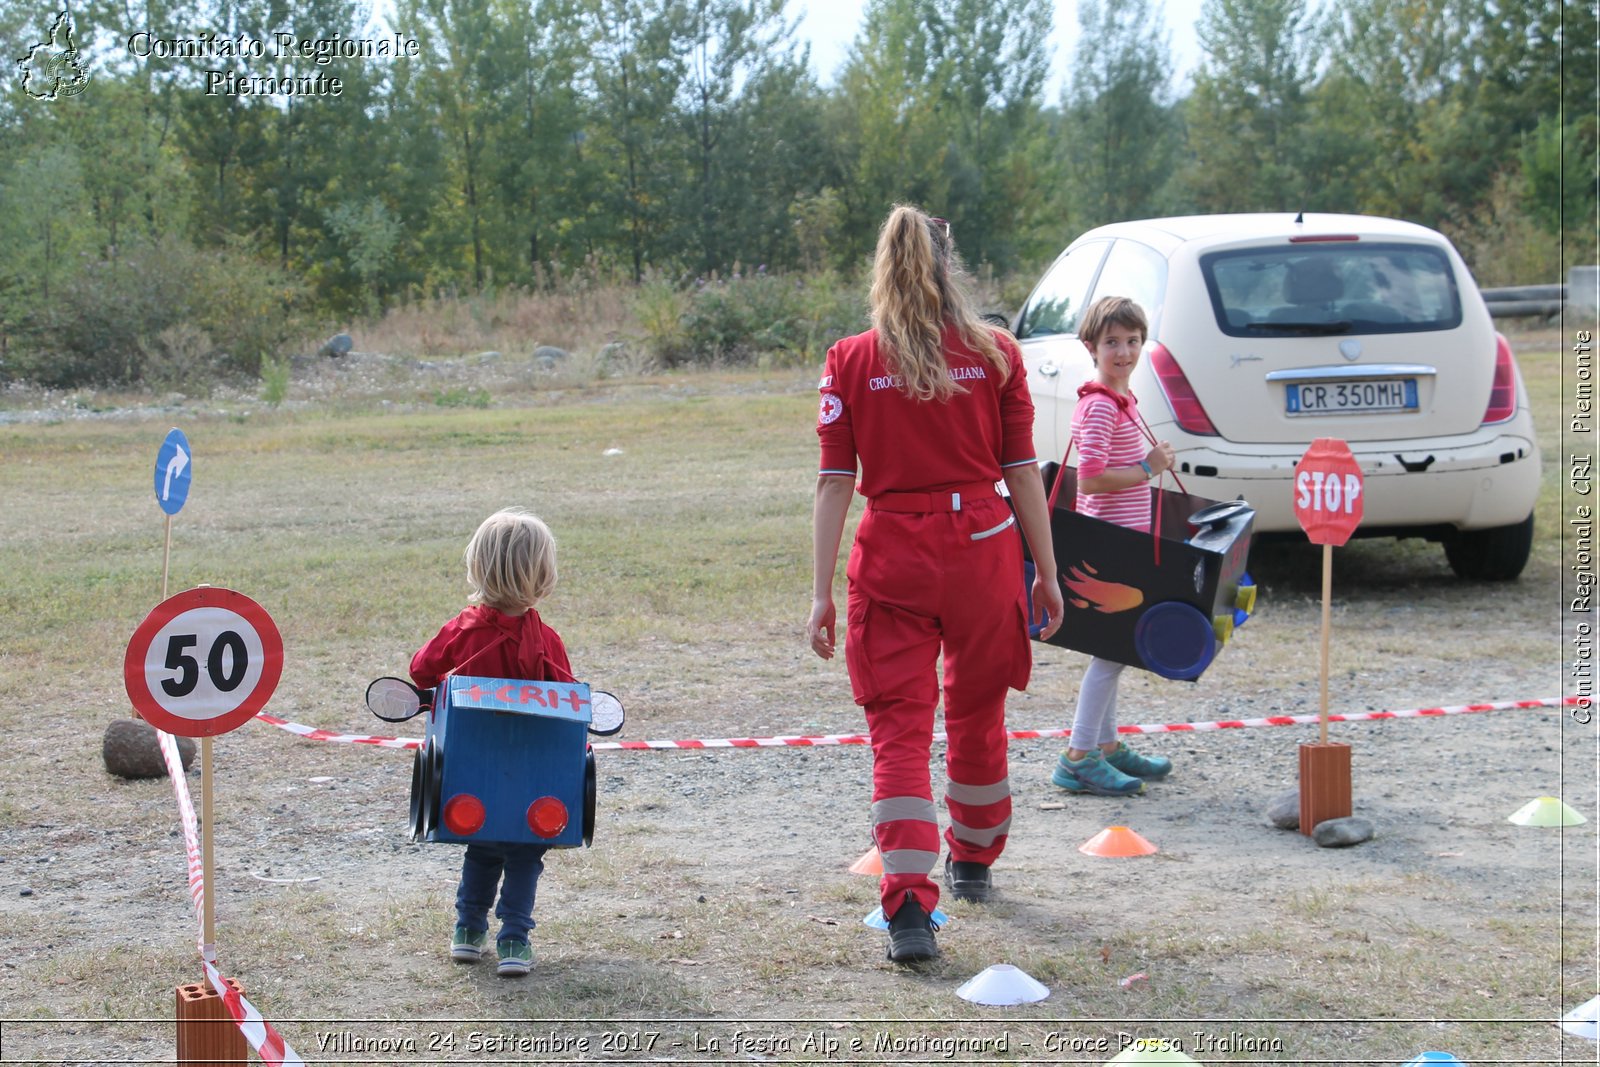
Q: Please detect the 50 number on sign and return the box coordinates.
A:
[125,588,283,737]
[160,627,253,699]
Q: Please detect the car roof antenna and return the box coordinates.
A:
[1293,211,1304,224]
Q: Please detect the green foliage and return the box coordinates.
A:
[1519,115,1599,267]
[325,197,403,313]
[0,0,1578,396]
[646,270,864,367]
[17,236,306,389]
[1059,0,1180,228]
[260,355,292,406]
[1181,0,1318,210]
[633,274,694,363]
[788,189,848,274]
[830,0,1054,272]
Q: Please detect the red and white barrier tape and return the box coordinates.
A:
[258,696,1577,753]
[257,715,417,749]
[158,731,305,1067]
[158,732,205,935]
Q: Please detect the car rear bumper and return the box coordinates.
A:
[1157,432,1540,534]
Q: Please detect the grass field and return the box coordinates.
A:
[0,327,1592,1064]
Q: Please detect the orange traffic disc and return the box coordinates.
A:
[1079,825,1158,857]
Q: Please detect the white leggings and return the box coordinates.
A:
[1070,656,1124,750]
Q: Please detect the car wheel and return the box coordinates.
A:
[1443,513,1534,581]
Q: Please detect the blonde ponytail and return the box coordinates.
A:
[869,204,1010,402]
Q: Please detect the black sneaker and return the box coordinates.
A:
[885,893,938,964]
[944,857,992,903]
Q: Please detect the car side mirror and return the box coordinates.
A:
[367,676,433,722]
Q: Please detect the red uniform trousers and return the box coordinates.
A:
[843,488,1031,919]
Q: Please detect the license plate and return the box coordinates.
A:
[1286,378,1418,414]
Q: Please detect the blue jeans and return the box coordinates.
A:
[455,843,548,943]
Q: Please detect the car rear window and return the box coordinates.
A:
[1200,242,1463,337]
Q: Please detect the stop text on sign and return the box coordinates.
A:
[1295,469,1362,515]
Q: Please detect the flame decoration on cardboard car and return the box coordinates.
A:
[1062,562,1145,614]
[365,675,624,848]
[1026,464,1258,681]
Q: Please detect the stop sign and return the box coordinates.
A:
[1294,438,1364,546]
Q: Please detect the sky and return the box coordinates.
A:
[793,0,1209,97]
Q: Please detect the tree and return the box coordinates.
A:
[676,0,798,271]
[1181,0,1317,211]
[706,51,830,271]
[584,0,689,281]
[832,0,1053,269]
[1060,0,1178,228]
[401,0,507,289]
[928,0,1053,269]
[833,0,952,246]
[1318,0,1480,222]
[493,0,591,276]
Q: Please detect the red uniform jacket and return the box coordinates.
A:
[816,325,1036,496]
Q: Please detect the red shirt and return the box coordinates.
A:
[816,326,1036,498]
[410,605,575,690]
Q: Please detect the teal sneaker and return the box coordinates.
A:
[1105,741,1172,780]
[1051,750,1144,796]
[450,926,487,962]
[497,939,533,977]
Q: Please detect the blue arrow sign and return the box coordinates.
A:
[154,428,192,515]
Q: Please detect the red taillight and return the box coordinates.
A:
[1149,343,1218,435]
[527,796,569,838]
[1483,333,1518,424]
[442,794,486,836]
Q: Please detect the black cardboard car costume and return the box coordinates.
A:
[1024,457,1258,680]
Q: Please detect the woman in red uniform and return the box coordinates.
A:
[808,205,1063,963]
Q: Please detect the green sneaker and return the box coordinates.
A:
[1105,741,1172,780]
[497,939,533,977]
[450,926,487,962]
[1051,750,1144,796]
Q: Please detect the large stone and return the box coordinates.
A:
[1266,788,1300,830]
[318,333,354,359]
[103,717,196,779]
[1311,816,1375,848]
[533,345,569,370]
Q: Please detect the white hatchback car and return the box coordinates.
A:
[1013,212,1540,580]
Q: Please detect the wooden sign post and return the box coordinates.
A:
[1292,438,1364,835]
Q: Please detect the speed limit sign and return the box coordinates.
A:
[123,587,283,737]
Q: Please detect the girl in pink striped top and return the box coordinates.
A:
[1052,297,1178,797]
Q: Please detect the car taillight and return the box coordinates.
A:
[442,793,486,836]
[1483,333,1518,424]
[527,796,569,838]
[1149,343,1218,435]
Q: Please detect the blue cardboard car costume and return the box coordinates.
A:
[366,674,624,847]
